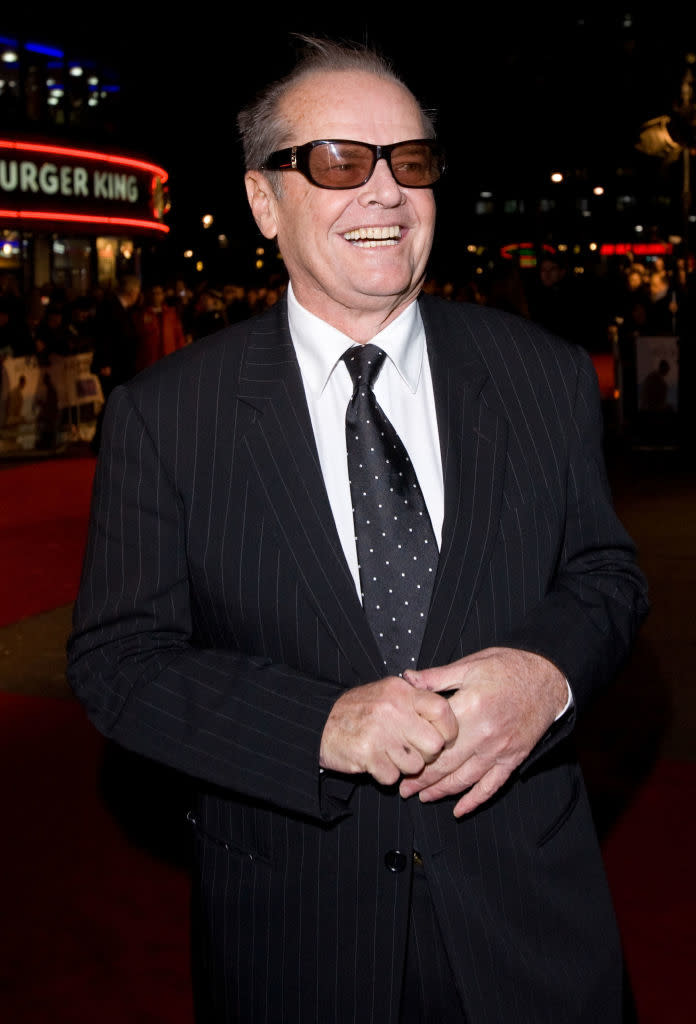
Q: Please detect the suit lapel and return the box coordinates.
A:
[232,295,509,679]
[235,299,384,682]
[418,297,509,669]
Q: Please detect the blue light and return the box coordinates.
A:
[26,42,64,58]
[0,36,18,46]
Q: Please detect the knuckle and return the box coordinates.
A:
[479,776,497,797]
[374,760,400,786]
[407,753,426,775]
[479,717,496,741]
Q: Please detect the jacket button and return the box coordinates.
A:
[384,849,408,873]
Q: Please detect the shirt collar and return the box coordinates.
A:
[287,281,424,396]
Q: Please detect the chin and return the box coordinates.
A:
[353,268,418,297]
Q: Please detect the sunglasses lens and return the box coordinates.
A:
[390,142,442,187]
[301,141,444,189]
[308,143,374,188]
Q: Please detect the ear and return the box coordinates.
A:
[244,171,280,240]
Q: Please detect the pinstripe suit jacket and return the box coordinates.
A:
[68,294,648,1023]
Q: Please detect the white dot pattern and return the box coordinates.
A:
[343,344,437,674]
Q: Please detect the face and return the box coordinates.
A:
[245,71,436,334]
[124,284,141,307]
[539,260,562,286]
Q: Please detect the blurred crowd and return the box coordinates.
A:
[1,252,695,444]
[425,251,694,347]
[1,254,694,364]
[0,272,289,369]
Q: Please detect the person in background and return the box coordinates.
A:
[0,299,33,358]
[89,274,141,453]
[33,305,72,361]
[190,287,226,340]
[221,282,250,324]
[135,285,187,372]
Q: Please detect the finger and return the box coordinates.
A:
[412,691,458,745]
[387,742,426,778]
[399,775,426,798]
[403,668,442,690]
[367,752,403,788]
[402,719,450,766]
[402,752,488,800]
[403,668,428,688]
[452,763,512,817]
[398,755,458,798]
[405,667,462,697]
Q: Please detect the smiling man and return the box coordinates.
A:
[243,70,437,341]
[69,37,648,1023]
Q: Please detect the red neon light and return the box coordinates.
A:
[0,209,169,233]
[0,139,168,183]
[634,243,673,255]
[501,241,557,259]
[600,242,672,256]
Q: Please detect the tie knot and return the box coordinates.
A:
[342,344,387,391]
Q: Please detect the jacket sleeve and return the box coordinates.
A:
[67,384,351,822]
[497,346,649,753]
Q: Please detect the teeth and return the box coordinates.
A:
[343,225,402,243]
[351,239,399,247]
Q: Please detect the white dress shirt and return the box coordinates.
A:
[288,282,443,600]
[288,283,572,717]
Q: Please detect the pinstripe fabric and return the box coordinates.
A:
[400,859,467,1022]
[68,295,648,1023]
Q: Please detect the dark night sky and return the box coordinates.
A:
[5,6,696,259]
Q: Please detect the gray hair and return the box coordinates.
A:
[237,35,437,194]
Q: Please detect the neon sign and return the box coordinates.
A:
[0,140,169,234]
[599,243,673,256]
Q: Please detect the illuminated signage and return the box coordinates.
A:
[500,242,556,268]
[600,243,673,256]
[0,140,169,234]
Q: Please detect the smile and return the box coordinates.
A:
[343,225,402,247]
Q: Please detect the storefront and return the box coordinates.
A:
[0,140,170,455]
[0,138,169,301]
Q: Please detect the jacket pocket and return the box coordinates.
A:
[186,798,274,866]
[535,773,580,847]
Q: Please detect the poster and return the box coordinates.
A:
[635,335,679,443]
[0,352,103,455]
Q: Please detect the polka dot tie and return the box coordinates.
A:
[342,344,438,676]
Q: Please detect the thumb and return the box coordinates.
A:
[403,668,427,688]
[403,666,454,692]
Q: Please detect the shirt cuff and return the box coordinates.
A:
[555,678,574,721]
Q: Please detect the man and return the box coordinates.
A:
[90,274,142,389]
[89,274,141,452]
[134,284,187,372]
[68,38,648,1023]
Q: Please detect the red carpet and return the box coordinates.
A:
[0,693,193,1024]
[0,692,693,1023]
[602,760,695,1023]
[1,457,694,1021]
[0,456,96,626]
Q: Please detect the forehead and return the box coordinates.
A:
[279,70,426,146]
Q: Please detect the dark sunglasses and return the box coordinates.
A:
[261,138,445,190]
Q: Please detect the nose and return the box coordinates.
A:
[358,157,405,208]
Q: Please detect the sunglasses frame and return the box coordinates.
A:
[260,138,446,190]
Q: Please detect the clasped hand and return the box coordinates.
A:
[320,648,567,816]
